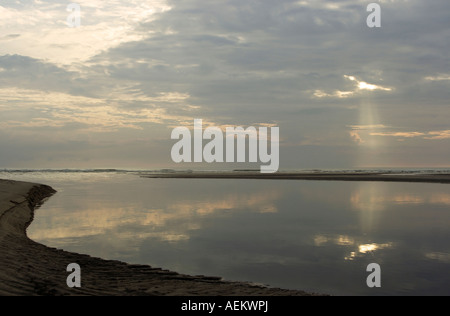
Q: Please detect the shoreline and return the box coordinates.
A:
[142,171,450,184]
[0,179,319,296]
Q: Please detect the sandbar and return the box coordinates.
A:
[142,171,450,183]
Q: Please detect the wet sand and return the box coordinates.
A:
[0,179,317,296]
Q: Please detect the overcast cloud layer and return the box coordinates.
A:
[0,0,449,169]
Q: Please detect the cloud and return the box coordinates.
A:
[0,54,84,94]
[0,87,196,133]
[313,75,393,99]
[0,0,171,65]
[349,131,364,144]
[313,89,355,99]
[348,124,450,146]
[348,125,389,131]
[1,0,450,168]
[425,74,450,81]
[369,130,450,140]
[348,125,390,145]
[344,75,393,92]
[370,132,425,138]
[424,130,450,140]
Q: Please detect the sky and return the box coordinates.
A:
[0,0,449,170]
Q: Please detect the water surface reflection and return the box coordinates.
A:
[6,172,448,295]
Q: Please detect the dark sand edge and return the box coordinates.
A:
[142,171,450,184]
[0,179,321,296]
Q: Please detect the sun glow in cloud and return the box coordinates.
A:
[313,75,393,99]
[344,75,392,91]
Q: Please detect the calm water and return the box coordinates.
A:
[1,171,450,295]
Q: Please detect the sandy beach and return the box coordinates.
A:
[0,178,317,296]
